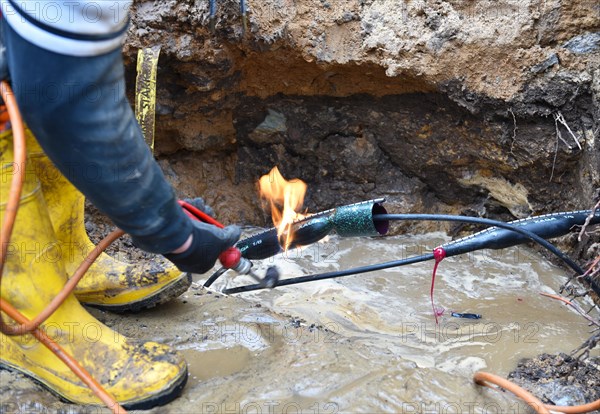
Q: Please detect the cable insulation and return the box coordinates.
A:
[223,213,589,294]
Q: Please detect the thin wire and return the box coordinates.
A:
[224,253,435,294]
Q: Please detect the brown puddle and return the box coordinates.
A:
[196,232,598,410]
[1,232,597,412]
[181,347,253,382]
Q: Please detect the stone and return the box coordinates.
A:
[563,32,600,54]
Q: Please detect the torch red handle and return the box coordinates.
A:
[218,247,241,269]
[179,200,240,269]
[178,200,224,228]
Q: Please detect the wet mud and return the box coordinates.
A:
[1,230,598,413]
[2,1,599,412]
[508,353,600,407]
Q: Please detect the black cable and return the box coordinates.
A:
[204,267,228,288]
[223,253,435,294]
[374,214,584,274]
[223,213,592,295]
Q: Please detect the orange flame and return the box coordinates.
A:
[259,167,307,250]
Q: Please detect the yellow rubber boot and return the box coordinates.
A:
[0,130,188,408]
[25,131,191,312]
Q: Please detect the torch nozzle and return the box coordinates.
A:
[218,247,279,288]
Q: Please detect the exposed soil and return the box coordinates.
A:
[127,0,600,408]
[508,353,600,407]
[121,0,600,231]
[85,200,156,263]
[2,227,600,413]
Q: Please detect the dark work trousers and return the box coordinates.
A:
[0,18,192,254]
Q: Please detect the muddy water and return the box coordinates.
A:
[2,232,596,413]
[166,232,596,413]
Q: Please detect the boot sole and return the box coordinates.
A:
[123,364,188,410]
[83,273,193,313]
[0,362,189,410]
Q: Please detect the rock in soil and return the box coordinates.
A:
[508,352,600,407]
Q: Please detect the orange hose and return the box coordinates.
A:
[474,371,600,414]
[5,79,598,414]
[0,81,25,275]
[474,372,550,414]
[0,80,127,413]
[0,298,126,413]
[1,228,124,336]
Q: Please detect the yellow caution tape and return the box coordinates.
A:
[135,46,161,152]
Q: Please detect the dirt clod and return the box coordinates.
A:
[508,353,600,407]
[85,201,159,263]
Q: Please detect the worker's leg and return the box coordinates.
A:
[0,129,188,408]
[2,19,192,254]
[27,130,193,311]
[1,18,197,311]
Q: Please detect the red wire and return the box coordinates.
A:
[430,247,447,324]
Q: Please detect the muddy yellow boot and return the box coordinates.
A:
[0,130,188,408]
[25,131,191,312]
